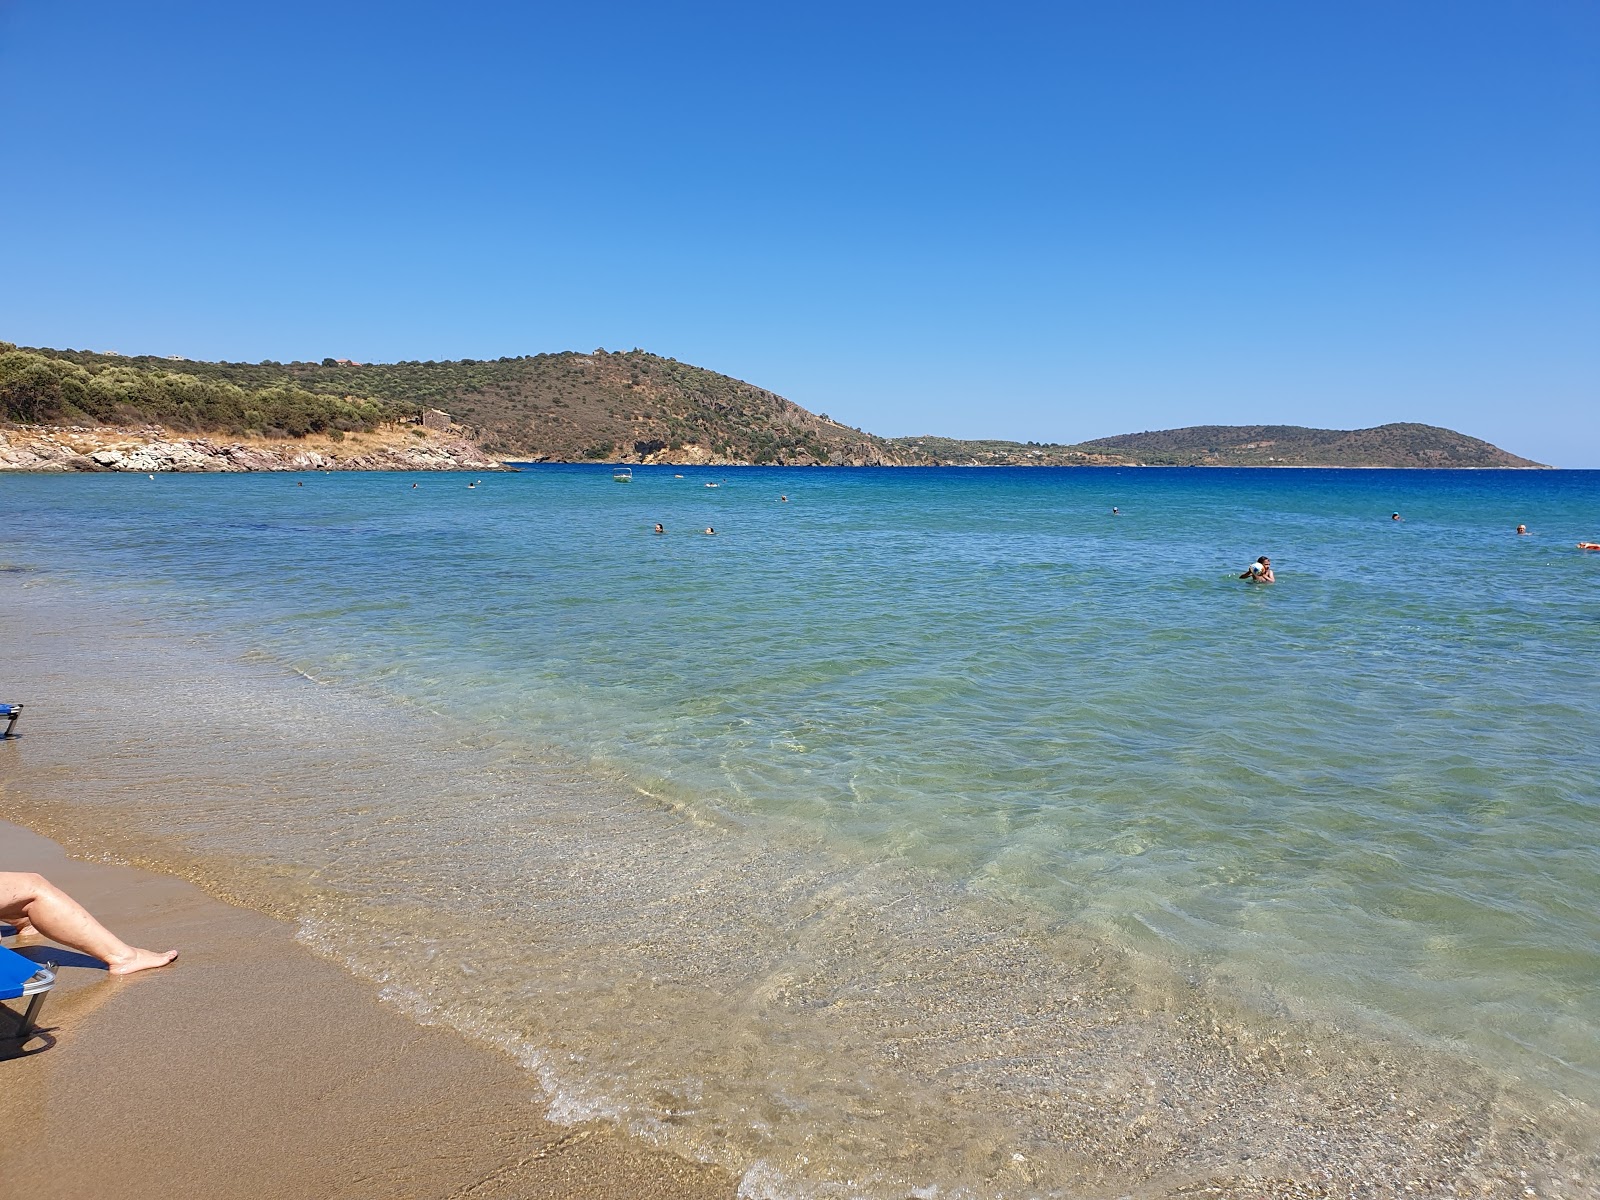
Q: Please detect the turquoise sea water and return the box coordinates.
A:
[4,465,1600,1197]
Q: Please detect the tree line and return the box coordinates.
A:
[0,345,408,438]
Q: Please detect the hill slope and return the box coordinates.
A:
[3,342,1545,468]
[6,345,903,465]
[1078,423,1546,468]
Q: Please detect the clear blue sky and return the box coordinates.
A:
[2,2,1595,465]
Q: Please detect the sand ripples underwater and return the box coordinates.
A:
[3,465,1599,1197]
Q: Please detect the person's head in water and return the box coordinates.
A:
[704,526,715,535]
[1391,512,1401,521]
[1517,524,1527,535]
[653,523,664,534]
[1112,507,1119,515]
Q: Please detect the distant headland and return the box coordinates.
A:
[0,341,1547,470]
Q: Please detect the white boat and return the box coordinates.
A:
[614,467,633,483]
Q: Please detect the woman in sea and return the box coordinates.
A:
[1240,556,1275,583]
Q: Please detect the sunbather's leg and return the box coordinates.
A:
[0,871,177,974]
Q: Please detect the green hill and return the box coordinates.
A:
[2,341,1545,468]
[0,343,400,438]
[1078,423,1546,468]
[1,343,898,465]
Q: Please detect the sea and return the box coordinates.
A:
[3,465,1598,1199]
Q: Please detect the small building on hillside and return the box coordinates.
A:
[421,409,452,432]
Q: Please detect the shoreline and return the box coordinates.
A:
[0,817,737,1200]
[4,538,1598,1198]
[1,423,1563,471]
[0,422,505,472]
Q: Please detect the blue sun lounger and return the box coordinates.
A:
[0,704,21,738]
[0,944,55,1040]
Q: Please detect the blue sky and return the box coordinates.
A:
[2,2,1595,465]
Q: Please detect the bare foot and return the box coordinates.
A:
[106,947,179,975]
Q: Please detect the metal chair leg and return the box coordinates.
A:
[17,990,47,1039]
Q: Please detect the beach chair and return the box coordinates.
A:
[0,944,55,1040]
[1,703,21,737]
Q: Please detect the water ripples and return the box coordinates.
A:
[5,465,1600,1195]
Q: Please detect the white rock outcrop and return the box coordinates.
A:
[0,426,505,473]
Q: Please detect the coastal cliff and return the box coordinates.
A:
[0,423,503,473]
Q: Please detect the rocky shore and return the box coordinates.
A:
[0,423,505,472]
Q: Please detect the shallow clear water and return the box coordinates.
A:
[4,465,1599,1197]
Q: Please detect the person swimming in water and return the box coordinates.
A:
[704,526,716,535]
[1516,524,1527,535]
[653,523,665,534]
[1239,556,1275,583]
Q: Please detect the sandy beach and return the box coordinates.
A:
[0,819,735,1200]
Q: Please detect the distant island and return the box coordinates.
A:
[1071,423,1546,469]
[0,341,1547,470]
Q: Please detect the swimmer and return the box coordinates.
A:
[297,481,303,487]
[412,483,418,489]
[1579,542,1600,551]
[780,495,788,502]
[653,523,665,534]
[1112,507,1119,515]
[1239,556,1275,584]
[1391,512,1402,521]
[468,482,476,489]
[704,526,716,535]
[1516,524,1527,535]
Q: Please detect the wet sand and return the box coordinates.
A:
[0,819,736,1200]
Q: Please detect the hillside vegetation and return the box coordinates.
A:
[3,342,1545,468]
[4,343,898,465]
[0,344,400,438]
[1078,423,1545,468]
